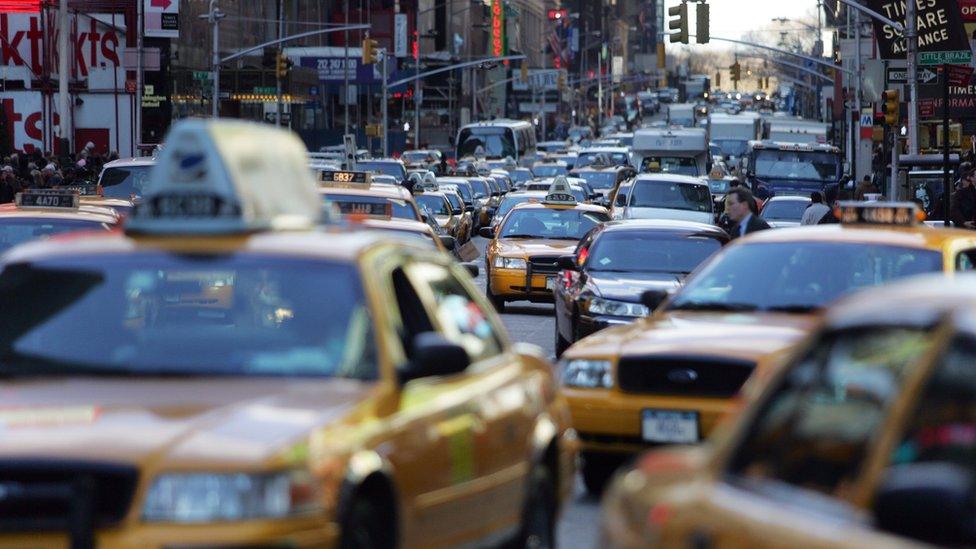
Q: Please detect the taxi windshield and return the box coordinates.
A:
[669,242,942,312]
[0,219,115,253]
[325,193,419,220]
[415,195,451,216]
[577,172,617,190]
[98,165,153,199]
[357,161,406,182]
[499,208,608,240]
[496,195,543,220]
[533,165,568,178]
[630,181,712,212]
[509,169,533,184]
[0,254,376,379]
[762,199,810,221]
[587,233,723,274]
[639,156,699,176]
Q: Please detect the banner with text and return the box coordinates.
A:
[866,0,969,59]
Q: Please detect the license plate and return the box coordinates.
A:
[641,409,699,444]
[545,277,556,291]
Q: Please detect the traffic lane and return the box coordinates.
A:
[472,235,600,548]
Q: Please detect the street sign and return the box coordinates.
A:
[886,67,938,84]
[867,0,970,60]
[192,71,213,82]
[919,50,973,66]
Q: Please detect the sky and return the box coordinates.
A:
[660,0,825,53]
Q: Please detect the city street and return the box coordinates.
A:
[470,236,602,548]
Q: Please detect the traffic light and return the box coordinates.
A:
[730,62,741,82]
[668,2,689,44]
[520,60,529,83]
[882,89,900,126]
[275,52,292,79]
[362,36,379,65]
[696,2,709,44]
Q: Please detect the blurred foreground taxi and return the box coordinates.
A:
[560,202,976,494]
[0,120,576,549]
[317,169,455,253]
[602,274,976,548]
[481,176,610,312]
[0,188,118,254]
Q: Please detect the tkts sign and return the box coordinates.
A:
[0,12,122,79]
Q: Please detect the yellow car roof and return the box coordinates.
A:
[0,203,119,224]
[319,185,412,200]
[740,223,976,251]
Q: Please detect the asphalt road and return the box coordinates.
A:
[470,236,601,548]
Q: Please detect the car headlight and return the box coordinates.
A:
[142,470,320,522]
[560,359,613,388]
[493,256,527,269]
[585,296,649,318]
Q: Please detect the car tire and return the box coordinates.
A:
[554,317,570,358]
[486,272,506,313]
[508,464,557,549]
[339,491,396,549]
[581,452,621,497]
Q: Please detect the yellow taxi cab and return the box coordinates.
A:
[559,202,976,495]
[601,273,976,548]
[0,120,577,549]
[0,188,119,254]
[316,169,455,254]
[480,176,610,312]
[412,181,469,244]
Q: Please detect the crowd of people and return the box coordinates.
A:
[0,143,118,204]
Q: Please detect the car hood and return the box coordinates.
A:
[623,207,713,224]
[0,378,374,467]
[586,271,682,301]
[565,310,816,363]
[496,238,578,257]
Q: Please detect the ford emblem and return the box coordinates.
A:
[667,368,699,384]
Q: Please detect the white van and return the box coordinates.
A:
[612,174,714,224]
[631,127,710,177]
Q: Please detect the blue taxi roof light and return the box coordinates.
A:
[126,120,328,236]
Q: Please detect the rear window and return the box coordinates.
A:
[630,181,712,212]
[98,165,153,199]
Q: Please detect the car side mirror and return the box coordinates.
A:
[452,208,463,216]
[478,226,495,238]
[439,235,456,251]
[461,262,479,277]
[399,332,471,384]
[421,213,430,222]
[874,463,976,545]
[640,289,671,311]
[557,255,578,271]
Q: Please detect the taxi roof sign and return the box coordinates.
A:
[319,170,372,187]
[126,120,326,235]
[838,201,923,227]
[543,176,577,206]
[15,189,80,210]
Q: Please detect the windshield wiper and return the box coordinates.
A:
[669,301,759,312]
[501,234,541,239]
[765,304,822,313]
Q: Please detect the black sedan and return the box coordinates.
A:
[553,220,729,356]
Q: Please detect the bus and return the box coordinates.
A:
[455,120,538,165]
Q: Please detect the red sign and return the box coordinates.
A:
[0,0,40,13]
[491,0,505,58]
[547,9,568,20]
[125,80,137,93]
[946,64,974,86]
[961,0,976,21]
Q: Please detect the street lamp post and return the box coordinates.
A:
[206,1,225,118]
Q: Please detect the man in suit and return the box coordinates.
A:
[726,187,770,239]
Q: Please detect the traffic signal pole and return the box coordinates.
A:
[276,0,284,127]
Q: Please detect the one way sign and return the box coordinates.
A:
[144,0,179,38]
[886,67,938,85]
